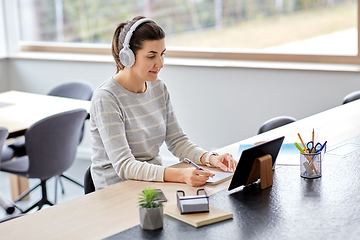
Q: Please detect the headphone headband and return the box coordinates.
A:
[122,18,155,49]
[119,18,155,68]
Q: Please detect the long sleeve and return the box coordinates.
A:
[90,79,166,189]
[90,78,207,190]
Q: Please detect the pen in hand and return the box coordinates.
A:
[183,158,214,178]
[183,158,205,171]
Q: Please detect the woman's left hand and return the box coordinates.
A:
[209,153,237,172]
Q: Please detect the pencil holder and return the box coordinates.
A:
[300,152,322,178]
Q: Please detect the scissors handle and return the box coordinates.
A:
[306,141,314,150]
[314,142,322,152]
[307,141,322,153]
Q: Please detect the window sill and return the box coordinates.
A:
[7,51,360,73]
[8,51,113,63]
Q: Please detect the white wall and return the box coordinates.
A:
[7,59,115,94]
[162,65,360,149]
[0,59,8,91]
[5,58,360,163]
[0,0,6,58]
[0,0,7,91]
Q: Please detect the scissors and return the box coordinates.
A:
[307,141,322,153]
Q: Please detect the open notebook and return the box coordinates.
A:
[207,171,234,185]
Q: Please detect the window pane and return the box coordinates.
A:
[18,0,358,56]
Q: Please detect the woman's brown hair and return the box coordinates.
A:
[112,16,165,73]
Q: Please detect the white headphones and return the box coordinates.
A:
[119,18,155,68]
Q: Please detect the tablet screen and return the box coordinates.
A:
[228,136,285,191]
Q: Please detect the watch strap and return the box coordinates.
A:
[205,152,218,167]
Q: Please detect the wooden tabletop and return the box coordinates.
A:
[0,90,90,137]
[1,97,360,239]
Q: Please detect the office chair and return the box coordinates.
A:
[0,124,15,163]
[48,80,94,101]
[84,166,95,194]
[258,116,296,134]
[342,91,360,104]
[6,80,94,202]
[48,80,94,202]
[1,145,15,162]
[0,109,88,213]
[0,191,15,215]
[7,80,93,156]
[0,129,16,214]
[0,128,24,222]
[0,128,9,162]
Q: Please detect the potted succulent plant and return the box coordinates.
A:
[139,188,164,230]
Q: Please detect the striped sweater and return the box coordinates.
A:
[90,78,206,190]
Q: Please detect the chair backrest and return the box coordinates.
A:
[25,109,88,180]
[0,127,9,168]
[84,166,95,194]
[48,80,93,144]
[342,91,360,104]
[48,80,94,101]
[258,116,296,134]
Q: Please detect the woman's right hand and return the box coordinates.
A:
[183,168,215,187]
[164,167,214,186]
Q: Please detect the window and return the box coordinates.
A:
[17,0,359,64]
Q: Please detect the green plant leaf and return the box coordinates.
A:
[139,188,163,208]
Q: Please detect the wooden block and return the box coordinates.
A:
[258,154,273,189]
[246,157,260,186]
[10,174,29,201]
[245,154,273,190]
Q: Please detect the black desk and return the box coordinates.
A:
[3,98,360,239]
[107,139,360,240]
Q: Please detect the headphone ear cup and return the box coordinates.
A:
[119,47,135,67]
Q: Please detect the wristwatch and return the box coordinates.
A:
[205,152,219,167]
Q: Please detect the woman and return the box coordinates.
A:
[90,16,237,190]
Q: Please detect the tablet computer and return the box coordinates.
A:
[228,136,285,191]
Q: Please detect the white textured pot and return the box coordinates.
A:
[139,206,163,230]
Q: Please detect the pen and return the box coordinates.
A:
[316,141,327,153]
[183,158,204,171]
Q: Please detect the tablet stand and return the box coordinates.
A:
[245,154,273,189]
